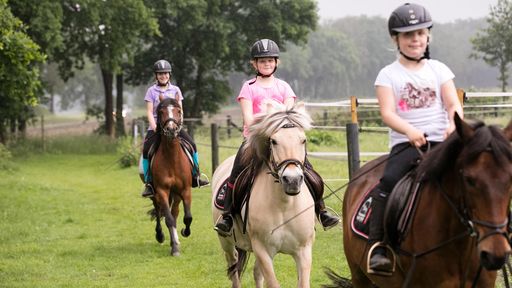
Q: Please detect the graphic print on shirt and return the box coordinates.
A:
[397,82,436,112]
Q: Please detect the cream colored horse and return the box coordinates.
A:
[211,103,316,288]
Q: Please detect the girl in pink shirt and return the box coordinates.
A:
[214,39,339,236]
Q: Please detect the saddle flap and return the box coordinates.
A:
[384,171,422,246]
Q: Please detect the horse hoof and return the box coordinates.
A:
[181,228,190,237]
[171,249,180,257]
[156,234,164,243]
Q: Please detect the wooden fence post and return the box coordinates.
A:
[211,123,219,172]
[227,115,231,139]
[346,96,360,180]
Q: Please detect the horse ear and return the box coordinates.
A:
[262,100,285,114]
[294,101,306,113]
[455,112,474,141]
[504,119,512,141]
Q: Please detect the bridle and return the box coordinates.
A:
[158,104,182,139]
[266,122,306,185]
[400,147,511,288]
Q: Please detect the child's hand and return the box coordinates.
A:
[406,128,427,148]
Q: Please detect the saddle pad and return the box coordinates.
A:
[350,174,420,246]
[214,179,228,210]
[350,184,377,239]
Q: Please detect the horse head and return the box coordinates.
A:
[156,98,183,139]
[244,102,312,196]
[443,114,512,270]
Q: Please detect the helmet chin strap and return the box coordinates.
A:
[249,66,277,85]
[399,41,431,63]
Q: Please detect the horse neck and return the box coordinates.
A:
[159,137,182,159]
[411,175,470,248]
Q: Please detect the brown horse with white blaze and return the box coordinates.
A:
[340,115,512,287]
[148,98,193,256]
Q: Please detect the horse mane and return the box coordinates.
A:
[417,120,512,181]
[241,104,312,171]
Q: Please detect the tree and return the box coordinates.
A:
[125,0,318,125]
[0,0,45,143]
[471,0,512,92]
[57,0,159,137]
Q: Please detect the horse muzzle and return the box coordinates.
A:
[280,166,304,196]
[476,226,511,270]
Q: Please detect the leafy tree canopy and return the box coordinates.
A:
[0,0,45,142]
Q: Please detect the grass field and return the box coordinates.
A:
[0,127,389,288]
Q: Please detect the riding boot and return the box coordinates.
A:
[191,152,209,188]
[303,164,340,230]
[368,188,392,273]
[141,157,154,198]
[316,199,340,230]
[214,182,234,237]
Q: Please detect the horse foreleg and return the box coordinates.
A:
[180,188,192,237]
[293,246,313,288]
[252,241,280,288]
[157,193,179,256]
[253,258,264,288]
[152,198,165,243]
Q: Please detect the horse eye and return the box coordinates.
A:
[464,175,477,188]
[302,139,307,144]
[270,139,277,145]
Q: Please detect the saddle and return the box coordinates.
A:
[213,158,323,232]
[351,171,423,248]
[147,136,195,174]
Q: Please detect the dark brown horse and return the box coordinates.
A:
[340,115,512,287]
[149,98,193,256]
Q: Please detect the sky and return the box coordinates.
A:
[316,0,498,23]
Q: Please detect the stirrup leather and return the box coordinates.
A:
[367,242,396,276]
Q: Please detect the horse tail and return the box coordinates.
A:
[227,247,249,279]
[147,208,158,220]
[321,268,353,288]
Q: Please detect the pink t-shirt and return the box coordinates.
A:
[237,78,296,136]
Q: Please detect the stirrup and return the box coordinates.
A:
[367,242,396,276]
[214,215,233,237]
[141,183,154,198]
[194,173,210,188]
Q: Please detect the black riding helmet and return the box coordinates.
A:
[248,39,280,83]
[251,39,280,59]
[153,59,172,74]
[389,3,432,62]
[388,3,433,36]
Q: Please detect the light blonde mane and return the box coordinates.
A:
[241,104,312,171]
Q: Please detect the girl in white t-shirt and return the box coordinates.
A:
[367,3,463,275]
[214,39,339,236]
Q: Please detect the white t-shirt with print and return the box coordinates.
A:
[374,59,455,147]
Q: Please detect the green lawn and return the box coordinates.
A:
[0,129,372,288]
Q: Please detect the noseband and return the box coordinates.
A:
[159,104,182,139]
[267,123,305,182]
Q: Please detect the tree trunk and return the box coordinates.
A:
[101,68,114,138]
[116,72,125,137]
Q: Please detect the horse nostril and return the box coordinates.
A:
[480,251,508,271]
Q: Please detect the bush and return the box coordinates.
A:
[307,130,339,146]
[116,136,139,168]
